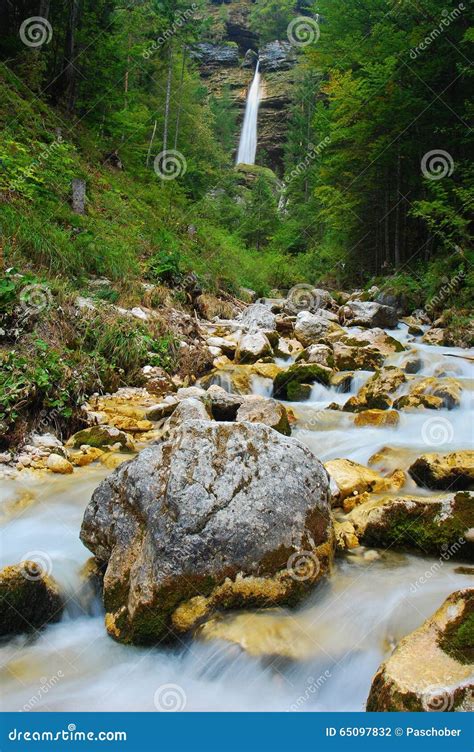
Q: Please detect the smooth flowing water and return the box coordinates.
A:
[1,324,473,711]
[236,62,261,166]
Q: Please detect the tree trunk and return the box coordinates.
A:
[162,44,173,154]
[146,119,158,168]
[173,46,187,151]
[63,0,81,111]
[394,153,401,267]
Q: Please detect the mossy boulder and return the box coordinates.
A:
[0,563,63,636]
[354,409,399,428]
[367,590,474,711]
[409,451,474,491]
[80,420,333,645]
[344,367,406,412]
[273,362,332,400]
[348,491,473,556]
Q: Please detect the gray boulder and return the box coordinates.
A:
[339,301,398,329]
[80,420,333,644]
[238,303,276,333]
[294,310,342,347]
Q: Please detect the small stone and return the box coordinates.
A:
[46,454,74,474]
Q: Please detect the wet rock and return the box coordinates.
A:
[192,42,239,71]
[338,301,398,329]
[296,344,334,368]
[145,395,180,421]
[80,420,333,644]
[331,328,405,355]
[46,454,74,474]
[344,367,406,412]
[205,336,238,358]
[409,451,474,491]
[0,563,63,636]
[294,310,343,347]
[273,362,332,400]
[236,395,291,435]
[334,519,359,551]
[274,337,303,359]
[332,343,384,372]
[400,355,423,374]
[325,458,405,507]
[71,446,104,467]
[204,385,245,421]
[348,491,473,555]
[259,41,296,72]
[330,372,353,393]
[367,589,474,711]
[354,410,400,428]
[68,426,135,452]
[422,327,445,346]
[235,332,272,363]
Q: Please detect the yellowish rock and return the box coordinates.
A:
[99,452,132,470]
[354,410,399,428]
[325,458,405,504]
[334,519,359,550]
[46,454,74,474]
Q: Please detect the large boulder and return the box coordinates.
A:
[409,451,474,491]
[339,301,398,329]
[331,343,384,372]
[80,421,334,644]
[367,590,474,711]
[68,425,135,451]
[348,491,473,555]
[395,377,462,411]
[0,563,63,636]
[294,310,342,347]
[296,344,334,368]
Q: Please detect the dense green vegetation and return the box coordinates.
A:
[0,0,472,443]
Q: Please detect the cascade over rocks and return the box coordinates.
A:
[80,420,334,644]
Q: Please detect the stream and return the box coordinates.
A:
[1,324,472,712]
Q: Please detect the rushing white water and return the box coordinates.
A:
[1,324,473,712]
[236,62,261,165]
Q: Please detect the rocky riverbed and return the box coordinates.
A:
[1,289,473,711]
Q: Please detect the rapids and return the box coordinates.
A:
[1,323,472,712]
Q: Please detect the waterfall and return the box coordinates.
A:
[236,61,261,165]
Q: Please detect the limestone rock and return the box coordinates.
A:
[296,344,334,368]
[273,362,332,400]
[344,367,406,411]
[46,454,74,474]
[409,451,474,491]
[237,303,276,333]
[0,563,63,636]
[325,458,405,506]
[348,491,473,555]
[294,310,342,347]
[354,410,400,428]
[68,425,135,452]
[236,395,291,435]
[235,332,272,363]
[80,420,333,644]
[367,589,474,711]
[339,301,398,329]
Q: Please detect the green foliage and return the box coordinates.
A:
[250,0,297,43]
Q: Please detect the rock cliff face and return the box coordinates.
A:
[195,1,297,170]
